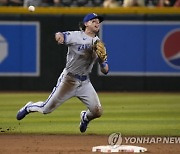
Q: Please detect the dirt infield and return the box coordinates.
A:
[0,135,180,154]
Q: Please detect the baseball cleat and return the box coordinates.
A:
[16,102,32,120]
[79,111,89,133]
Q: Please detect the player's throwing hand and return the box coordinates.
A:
[55,32,64,44]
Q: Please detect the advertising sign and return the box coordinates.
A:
[0,21,40,76]
[100,21,180,76]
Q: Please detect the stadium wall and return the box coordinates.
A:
[0,7,180,91]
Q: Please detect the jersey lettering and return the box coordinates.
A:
[78,44,90,51]
[63,32,70,35]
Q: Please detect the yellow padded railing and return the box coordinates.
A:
[0,6,180,15]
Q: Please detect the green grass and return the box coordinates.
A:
[0,92,180,136]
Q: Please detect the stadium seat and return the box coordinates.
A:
[92,0,103,6]
[61,0,73,6]
[76,0,88,6]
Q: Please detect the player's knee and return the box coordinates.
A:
[93,106,103,118]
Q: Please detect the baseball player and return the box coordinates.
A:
[16,13,109,133]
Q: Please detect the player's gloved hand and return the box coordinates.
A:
[93,40,107,63]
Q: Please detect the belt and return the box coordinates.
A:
[67,72,87,81]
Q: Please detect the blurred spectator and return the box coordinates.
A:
[60,0,104,7]
[24,0,60,7]
[174,0,180,6]
[92,0,103,7]
[76,0,88,6]
[53,0,60,6]
[0,0,23,6]
[158,0,180,7]
[103,0,119,8]
[42,0,60,6]
[147,0,161,7]
[24,0,42,7]
[9,0,23,6]
[123,0,145,7]
[60,0,72,6]
[3,0,180,7]
[0,0,8,6]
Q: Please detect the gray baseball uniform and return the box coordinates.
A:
[26,30,102,121]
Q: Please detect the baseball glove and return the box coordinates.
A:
[93,40,107,62]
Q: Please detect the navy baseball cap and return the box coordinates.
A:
[83,13,104,24]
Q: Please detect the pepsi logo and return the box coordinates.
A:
[161,29,180,69]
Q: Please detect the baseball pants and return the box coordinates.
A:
[26,69,103,121]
